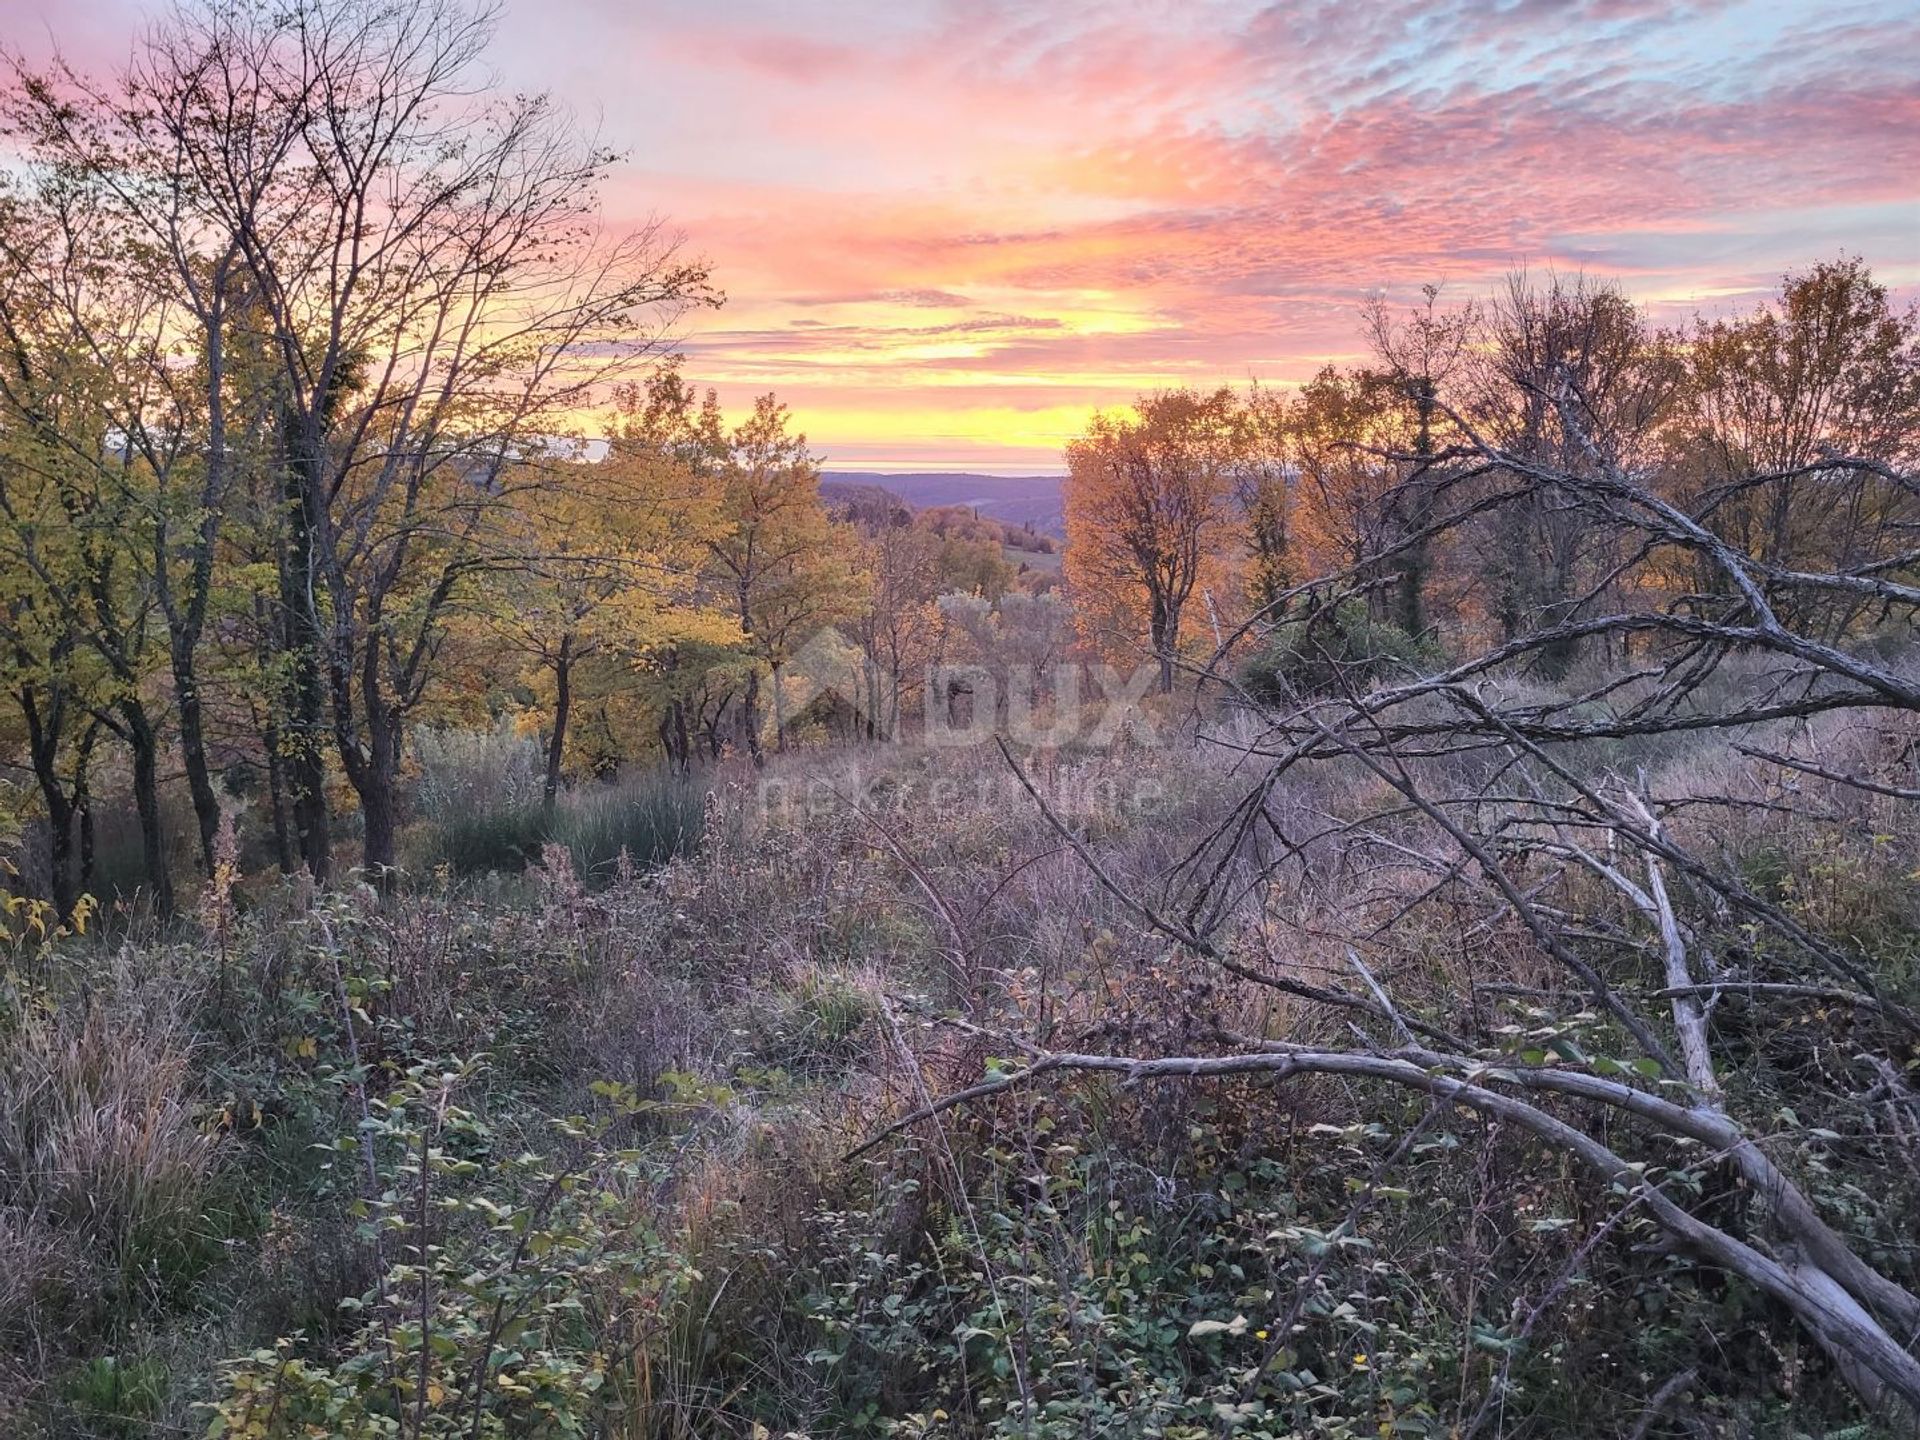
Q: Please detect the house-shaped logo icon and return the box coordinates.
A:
[777,627,892,740]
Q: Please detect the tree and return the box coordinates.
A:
[1677,257,1920,632]
[0,448,107,921]
[1233,381,1294,616]
[4,0,715,876]
[1463,272,1679,672]
[1286,365,1422,602]
[850,518,944,741]
[0,215,177,915]
[630,371,860,760]
[1364,284,1472,638]
[474,438,734,803]
[1064,388,1242,693]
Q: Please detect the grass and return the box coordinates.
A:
[415,725,707,882]
[549,770,708,885]
[2,700,1916,1436]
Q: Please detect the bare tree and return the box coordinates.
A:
[1364,283,1472,638]
[1462,272,1682,673]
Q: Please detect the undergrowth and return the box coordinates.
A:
[2,724,1915,1438]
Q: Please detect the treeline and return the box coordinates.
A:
[1063,263,1920,692]
[0,0,1058,921]
[2,0,1914,930]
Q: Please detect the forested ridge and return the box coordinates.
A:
[2,2,1919,1437]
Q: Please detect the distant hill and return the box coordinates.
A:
[819,474,1063,589]
[821,471,1064,538]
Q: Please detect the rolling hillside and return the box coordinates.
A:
[820,470,1065,537]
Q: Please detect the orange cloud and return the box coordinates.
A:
[20,0,1913,469]
[565,0,1918,468]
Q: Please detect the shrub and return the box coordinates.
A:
[1238,600,1442,703]
[413,723,549,874]
[204,1063,695,1440]
[547,771,706,886]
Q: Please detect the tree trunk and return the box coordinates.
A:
[659,698,690,773]
[736,579,764,764]
[73,720,98,895]
[280,434,333,881]
[771,661,788,752]
[1149,592,1179,694]
[77,795,95,895]
[1394,379,1435,639]
[740,666,765,764]
[360,718,403,875]
[173,638,223,876]
[358,693,402,877]
[24,713,77,923]
[285,657,332,879]
[544,636,572,814]
[264,719,295,874]
[1537,502,1582,678]
[120,699,174,920]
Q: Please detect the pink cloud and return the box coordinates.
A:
[12,0,1916,468]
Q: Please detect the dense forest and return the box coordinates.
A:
[2,1,1919,1437]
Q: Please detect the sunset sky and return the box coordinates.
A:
[11,0,1920,471]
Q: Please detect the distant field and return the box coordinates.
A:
[1007,542,1062,575]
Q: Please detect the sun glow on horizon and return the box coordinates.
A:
[26,0,1907,470]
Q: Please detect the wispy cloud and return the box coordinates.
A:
[16,0,1919,469]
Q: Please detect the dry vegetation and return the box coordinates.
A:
[3,681,1919,1436]
[2,1,1919,1437]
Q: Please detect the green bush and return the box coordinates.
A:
[546,771,706,886]
[1238,601,1442,703]
[415,725,704,880]
[204,1063,695,1440]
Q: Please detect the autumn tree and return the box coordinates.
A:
[1285,366,1421,598]
[3,0,714,877]
[475,430,736,803]
[850,518,945,740]
[628,370,860,759]
[1064,387,1243,692]
[1675,257,1920,632]
[0,374,112,920]
[0,209,180,915]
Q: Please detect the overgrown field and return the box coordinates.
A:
[4,697,1917,1439]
